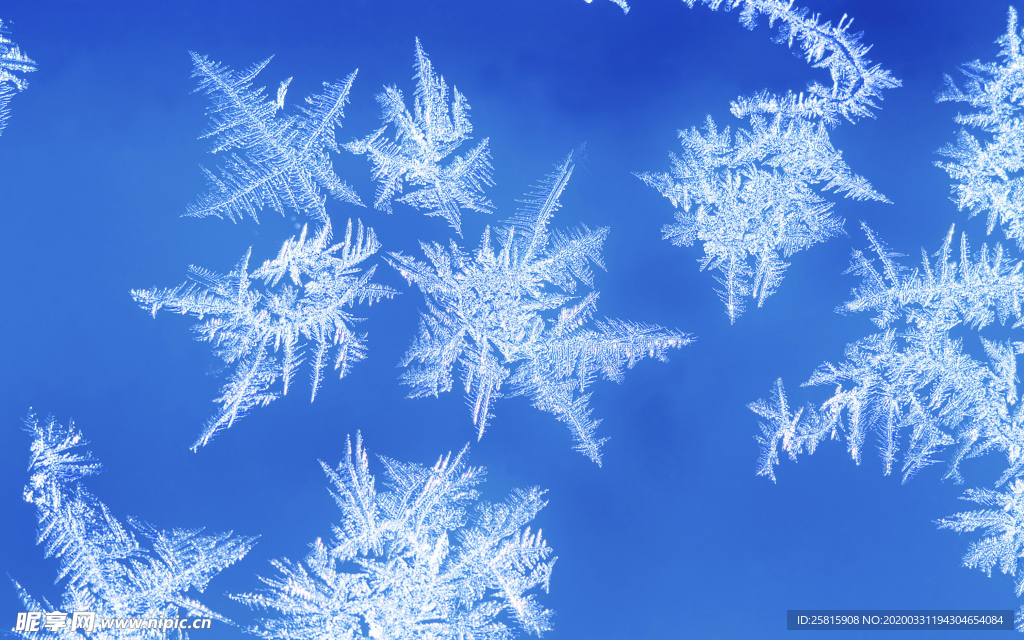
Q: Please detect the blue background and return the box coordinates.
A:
[0,0,1018,637]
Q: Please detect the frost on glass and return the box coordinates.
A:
[937,8,1024,250]
[0,19,36,136]
[187,52,362,224]
[132,219,396,450]
[390,152,693,464]
[345,39,494,236]
[637,115,887,322]
[236,433,555,639]
[636,0,899,322]
[11,413,254,638]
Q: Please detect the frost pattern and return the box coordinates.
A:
[12,413,254,638]
[345,39,494,236]
[187,52,362,223]
[636,114,887,322]
[637,0,898,321]
[0,19,36,136]
[390,152,693,464]
[937,8,1024,250]
[752,223,1024,484]
[132,219,396,449]
[236,433,555,639]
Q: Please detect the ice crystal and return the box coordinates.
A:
[937,7,1024,250]
[12,413,254,638]
[132,218,396,449]
[638,0,897,321]
[0,19,36,136]
[390,152,692,464]
[187,52,362,223]
[236,433,555,639]
[637,114,887,322]
[345,39,494,236]
[752,223,1024,484]
[685,0,900,125]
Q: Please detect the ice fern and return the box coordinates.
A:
[11,412,254,638]
[187,52,362,223]
[636,0,898,321]
[132,218,396,450]
[636,115,887,322]
[389,152,692,464]
[0,19,36,137]
[235,433,556,639]
[937,7,1024,251]
[345,39,494,236]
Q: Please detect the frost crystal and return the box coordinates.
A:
[12,413,254,638]
[236,433,556,639]
[752,223,1024,484]
[637,115,887,322]
[187,52,362,223]
[0,19,36,136]
[390,152,692,464]
[937,8,1024,250]
[638,0,898,321]
[132,218,396,449]
[345,39,494,236]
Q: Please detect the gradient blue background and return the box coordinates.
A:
[0,0,1018,637]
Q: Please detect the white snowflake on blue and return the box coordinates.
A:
[133,219,396,449]
[390,151,692,464]
[187,52,362,223]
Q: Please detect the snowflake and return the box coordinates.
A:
[637,114,887,322]
[390,151,692,464]
[132,218,396,449]
[345,39,494,236]
[236,433,556,639]
[0,18,36,136]
[633,0,897,321]
[12,412,254,639]
[187,52,362,223]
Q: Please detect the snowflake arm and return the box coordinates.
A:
[684,0,900,124]
[345,39,494,235]
[12,413,254,639]
[0,19,36,136]
[132,219,396,449]
[187,53,361,223]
